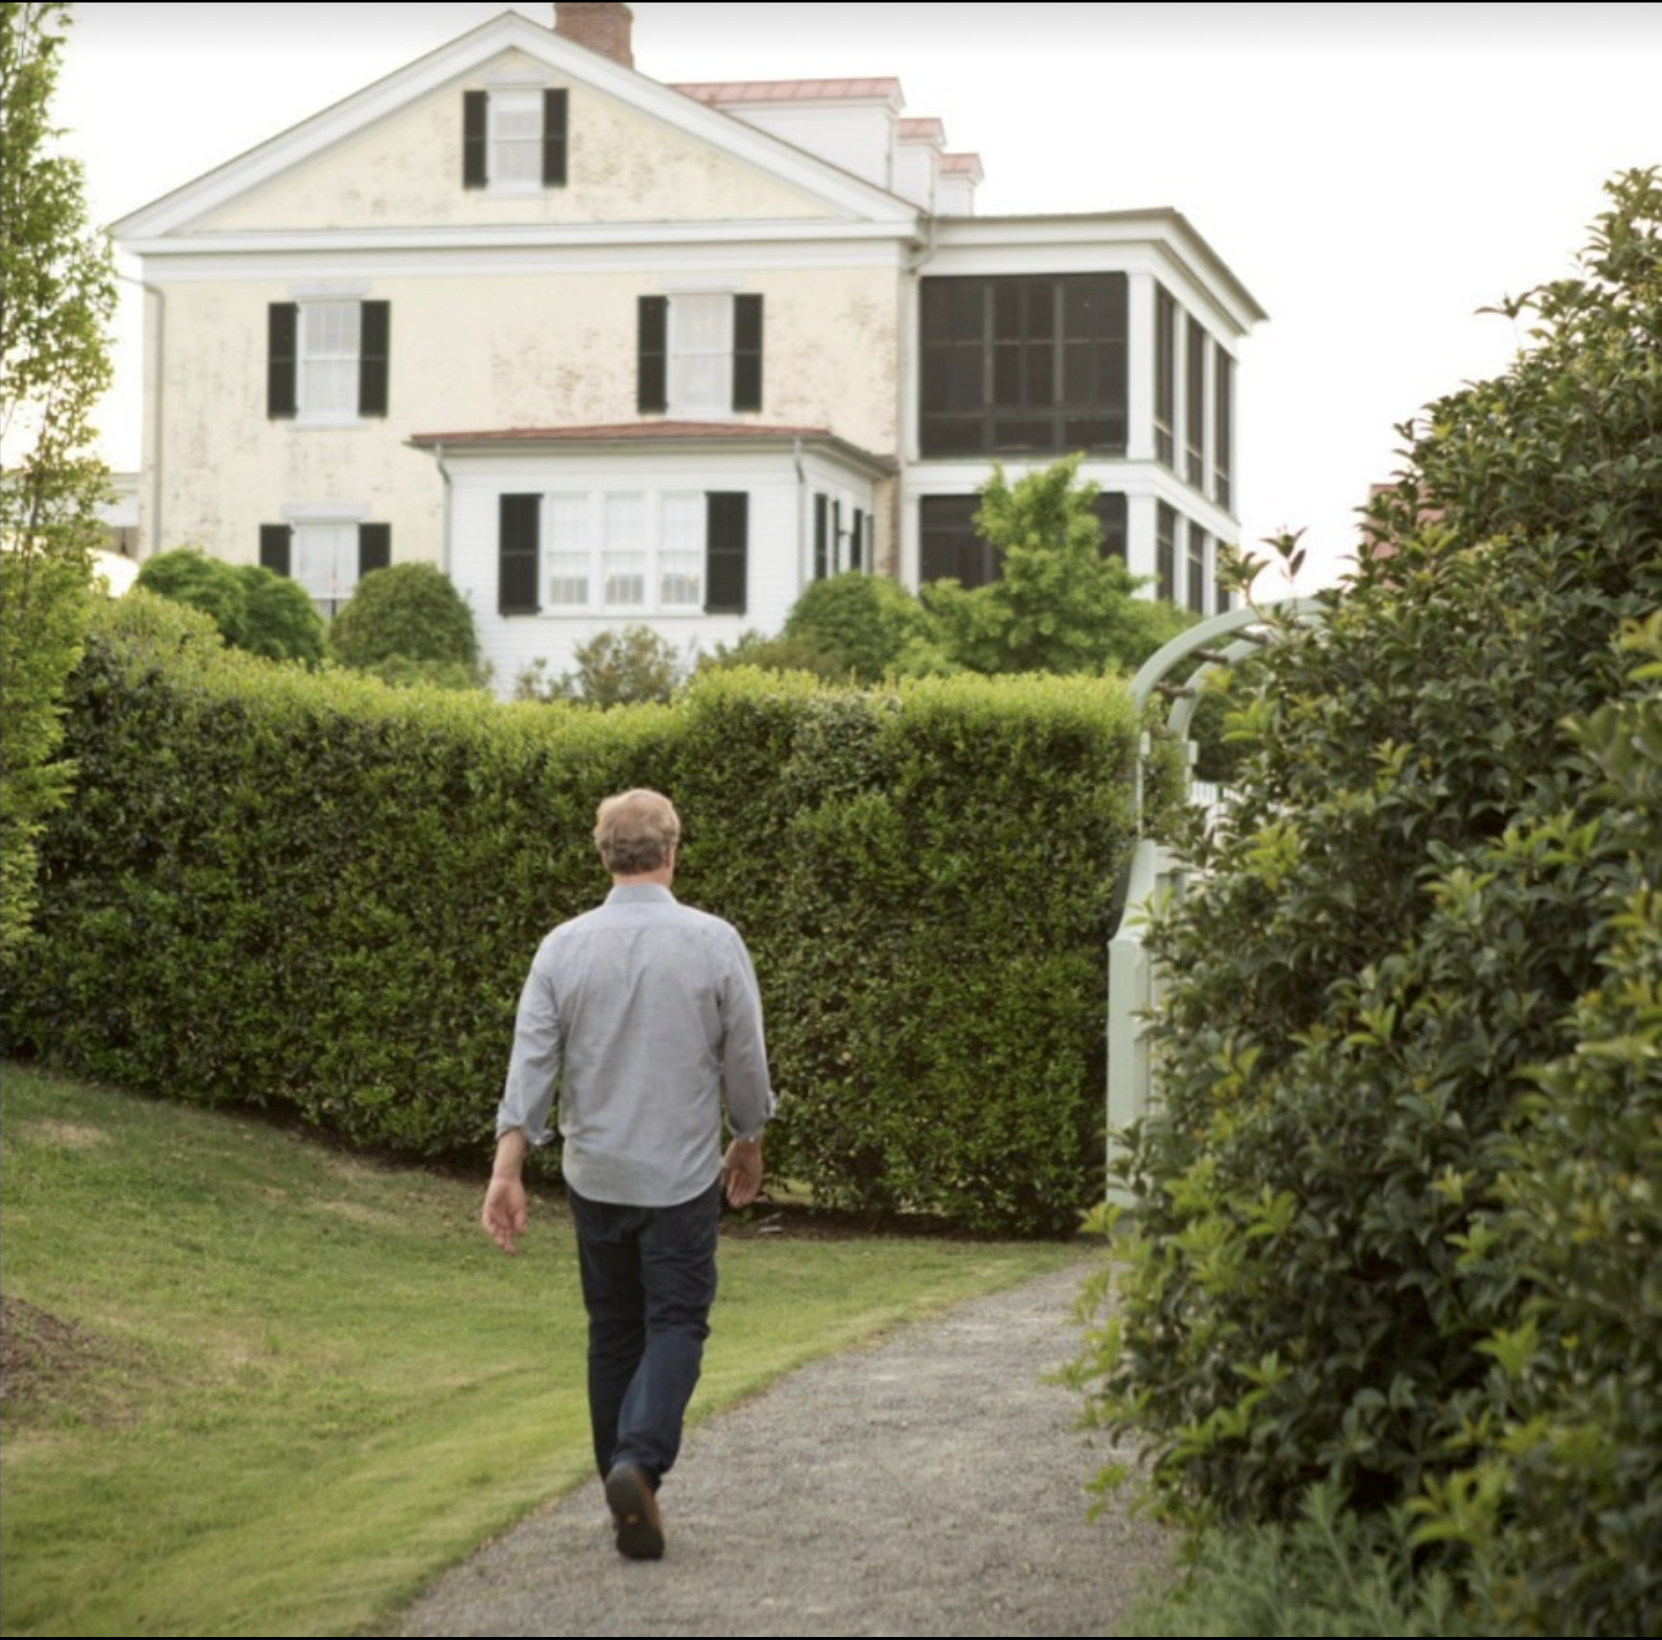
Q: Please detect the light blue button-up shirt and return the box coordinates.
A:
[496,884,775,1206]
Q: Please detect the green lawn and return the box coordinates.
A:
[0,1064,1079,1636]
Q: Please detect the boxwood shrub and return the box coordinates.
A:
[5,591,1156,1234]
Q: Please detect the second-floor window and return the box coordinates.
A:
[1154,284,1177,467]
[637,294,763,417]
[919,273,1127,458]
[267,301,389,421]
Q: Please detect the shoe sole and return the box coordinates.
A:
[604,1465,665,1561]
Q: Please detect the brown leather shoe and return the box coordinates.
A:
[604,1464,665,1560]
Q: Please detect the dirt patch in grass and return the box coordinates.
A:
[0,1296,129,1417]
[16,1119,109,1151]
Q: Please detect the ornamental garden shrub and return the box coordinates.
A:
[1073,170,1661,1630]
[780,571,947,682]
[136,547,324,663]
[517,624,685,706]
[327,562,481,685]
[5,593,1161,1235]
[1419,621,1661,1637]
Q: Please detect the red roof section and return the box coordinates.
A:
[671,78,902,104]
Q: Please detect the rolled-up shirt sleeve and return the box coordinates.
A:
[496,948,562,1146]
[720,934,776,1140]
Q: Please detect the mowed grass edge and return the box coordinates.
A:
[0,1064,1081,1637]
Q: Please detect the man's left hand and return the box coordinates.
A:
[722,1137,763,1208]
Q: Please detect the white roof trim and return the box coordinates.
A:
[121,216,918,258]
[931,210,1267,329]
[113,8,919,241]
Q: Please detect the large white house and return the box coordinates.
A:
[114,3,1265,689]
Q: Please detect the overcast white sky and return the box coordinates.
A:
[55,1,1662,589]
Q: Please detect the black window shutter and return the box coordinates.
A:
[499,494,541,615]
[358,523,391,578]
[832,500,842,575]
[813,494,829,580]
[358,302,390,417]
[267,304,297,418]
[463,90,488,188]
[543,88,568,186]
[705,492,748,615]
[638,296,668,414]
[259,523,292,576]
[851,508,864,572]
[732,293,763,412]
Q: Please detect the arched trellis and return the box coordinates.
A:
[1106,598,1328,1202]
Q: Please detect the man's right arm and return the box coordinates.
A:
[482,1128,530,1255]
[482,948,561,1255]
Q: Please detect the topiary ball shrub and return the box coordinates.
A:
[782,572,945,682]
[328,563,479,672]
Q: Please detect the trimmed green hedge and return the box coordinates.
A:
[5,591,1156,1233]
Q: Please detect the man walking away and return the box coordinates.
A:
[481,789,774,1560]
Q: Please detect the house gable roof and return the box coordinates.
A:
[114,9,920,247]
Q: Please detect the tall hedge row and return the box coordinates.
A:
[5,591,1154,1233]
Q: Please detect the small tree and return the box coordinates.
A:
[328,563,481,682]
[925,455,1189,675]
[0,1,116,959]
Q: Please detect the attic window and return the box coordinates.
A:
[464,88,568,191]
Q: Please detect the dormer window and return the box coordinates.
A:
[463,89,568,191]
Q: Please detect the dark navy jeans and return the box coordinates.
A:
[566,1178,721,1487]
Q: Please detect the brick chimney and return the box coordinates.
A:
[554,3,634,68]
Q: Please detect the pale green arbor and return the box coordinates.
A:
[1105,599,1327,1203]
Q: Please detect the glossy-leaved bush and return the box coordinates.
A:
[1075,171,1661,1632]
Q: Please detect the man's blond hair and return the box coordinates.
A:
[593,789,681,876]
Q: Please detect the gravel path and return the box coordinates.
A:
[395,1265,1172,1638]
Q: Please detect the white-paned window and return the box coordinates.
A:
[489,89,542,186]
[500,490,747,619]
[269,300,388,422]
[299,302,360,418]
[668,294,734,418]
[658,494,703,608]
[464,89,566,191]
[546,494,590,607]
[602,494,646,607]
[293,520,359,617]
